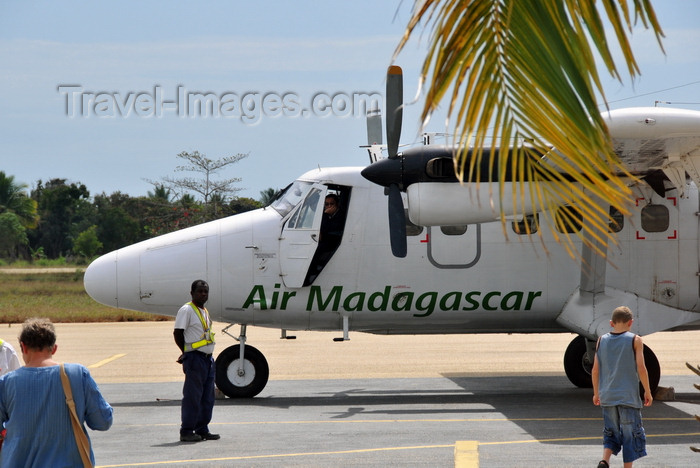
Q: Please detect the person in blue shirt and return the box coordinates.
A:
[0,318,113,467]
[592,306,653,468]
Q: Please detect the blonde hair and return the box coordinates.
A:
[611,306,633,324]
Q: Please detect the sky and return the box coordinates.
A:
[2,1,700,201]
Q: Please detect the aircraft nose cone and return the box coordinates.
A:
[84,251,118,308]
[361,157,402,188]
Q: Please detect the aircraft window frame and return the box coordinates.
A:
[609,206,624,233]
[555,206,582,233]
[440,225,468,236]
[512,214,539,235]
[270,180,314,218]
[641,204,669,233]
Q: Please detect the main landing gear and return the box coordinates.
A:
[215,324,269,398]
[563,335,660,394]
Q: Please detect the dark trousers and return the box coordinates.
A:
[180,351,215,435]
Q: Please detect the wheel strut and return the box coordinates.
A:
[221,323,248,377]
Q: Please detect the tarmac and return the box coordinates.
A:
[4,322,700,467]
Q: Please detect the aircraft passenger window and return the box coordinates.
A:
[512,214,538,235]
[609,206,624,233]
[405,210,423,236]
[555,206,582,233]
[641,204,669,233]
[440,225,467,235]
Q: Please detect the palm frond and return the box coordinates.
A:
[396,0,664,257]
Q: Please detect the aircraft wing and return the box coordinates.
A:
[606,107,700,193]
[555,107,700,339]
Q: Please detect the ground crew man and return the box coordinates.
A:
[173,279,219,442]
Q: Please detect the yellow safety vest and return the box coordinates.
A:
[184,302,215,352]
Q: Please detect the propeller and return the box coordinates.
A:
[386,65,403,159]
[387,183,406,257]
[385,65,407,257]
[363,67,466,257]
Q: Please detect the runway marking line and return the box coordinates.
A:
[89,354,127,368]
[97,413,700,468]
[95,432,700,467]
[96,444,455,467]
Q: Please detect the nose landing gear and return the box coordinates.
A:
[215,324,269,398]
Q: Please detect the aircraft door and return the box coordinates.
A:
[279,184,327,288]
[426,224,481,269]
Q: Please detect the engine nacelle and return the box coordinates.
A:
[406,181,555,226]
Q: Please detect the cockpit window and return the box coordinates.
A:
[287,189,321,229]
[270,180,314,217]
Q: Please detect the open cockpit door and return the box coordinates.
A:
[279,183,327,288]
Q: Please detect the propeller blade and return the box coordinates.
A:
[386,65,403,159]
[388,183,407,258]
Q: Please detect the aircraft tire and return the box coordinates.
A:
[215,344,269,398]
[563,335,661,395]
[642,344,661,396]
[563,335,594,388]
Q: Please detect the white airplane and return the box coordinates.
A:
[85,66,700,398]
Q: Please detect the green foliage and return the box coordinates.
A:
[0,171,38,229]
[30,246,46,261]
[0,212,28,259]
[30,179,94,259]
[227,197,263,215]
[93,192,146,251]
[2,154,257,263]
[0,271,171,322]
[397,0,664,257]
[147,184,172,202]
[5,257,67,267]
[259,187,279,206]
[73,225,103,259]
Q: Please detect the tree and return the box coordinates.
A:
[92,192,145,252]
[156,150,249,221]
[0,172,38,229]
[209,192,227,219]
[147,184,172,203]
[73,225,103,260]
[226,197,263,216]
[0,212,28,260]
[30,179,94,259]
[396,0,664,254]
[259,188,279,206]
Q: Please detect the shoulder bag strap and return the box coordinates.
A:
[60,364,93,468]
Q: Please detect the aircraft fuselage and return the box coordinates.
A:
[85,166,700,337]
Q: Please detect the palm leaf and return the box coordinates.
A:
[395,0,664,257]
